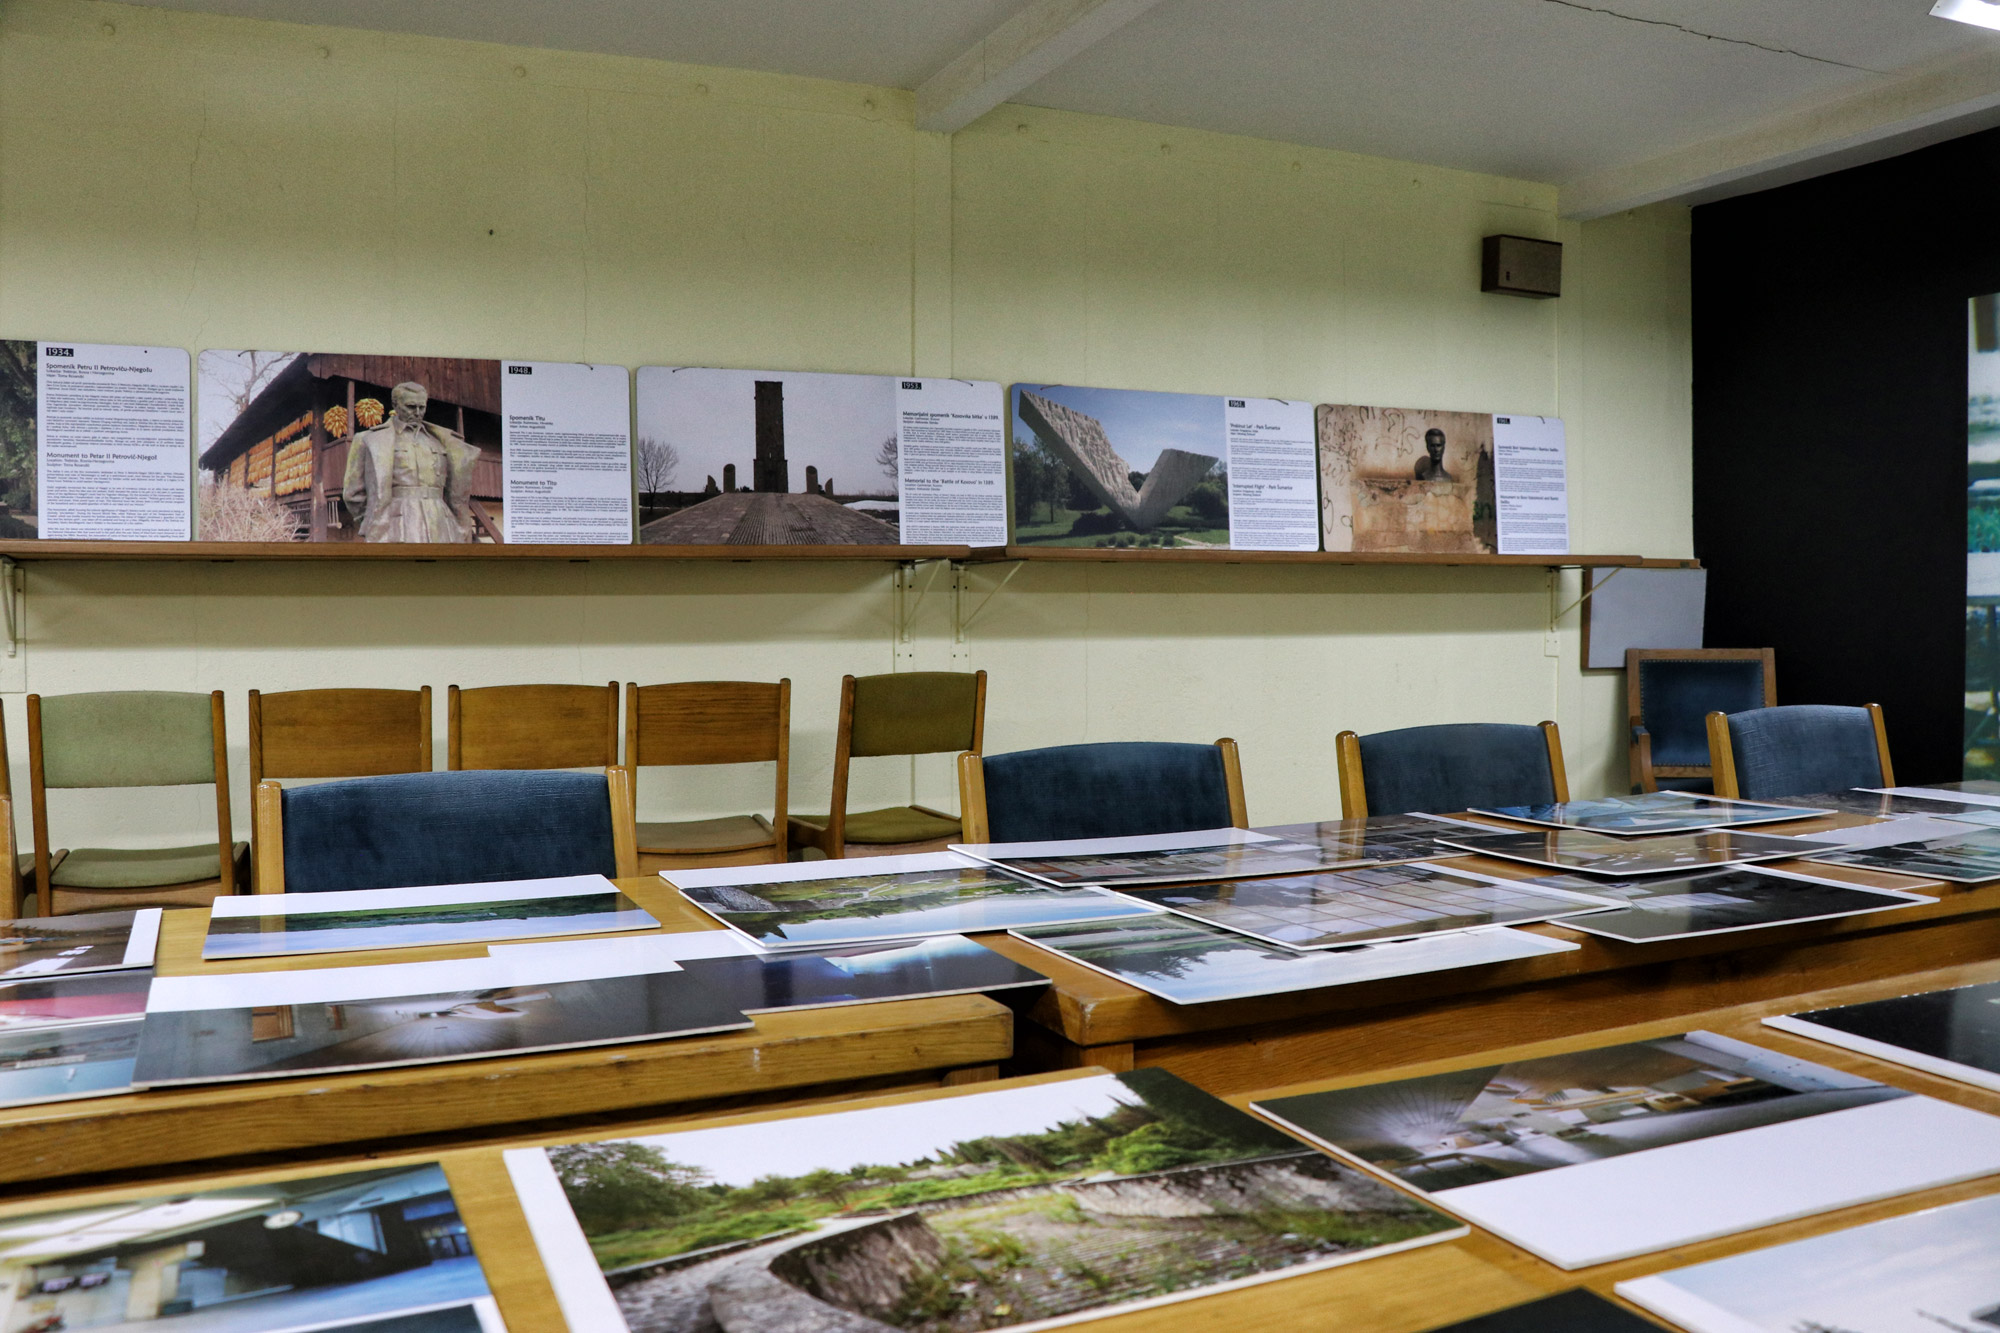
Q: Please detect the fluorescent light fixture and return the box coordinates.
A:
[1934,0,2000,30]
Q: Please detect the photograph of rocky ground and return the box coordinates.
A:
[548,1069,1457,1332]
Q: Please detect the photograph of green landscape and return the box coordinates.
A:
[670,856,1155,948]
[204,883,656,959]
[516,1069,1460,1332]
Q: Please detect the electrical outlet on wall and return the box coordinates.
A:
[1544,628,1561,658]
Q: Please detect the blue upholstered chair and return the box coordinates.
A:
[1334,721,1569,817]
[955,740,1246,843]
[251,768,638,893]
[1627,649,1774,793]
[1707,704,1893,801]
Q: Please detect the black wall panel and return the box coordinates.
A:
[1694,127,2000,783]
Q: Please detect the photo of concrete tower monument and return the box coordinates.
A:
[1009,384,1229,548]
[635,367,902,545]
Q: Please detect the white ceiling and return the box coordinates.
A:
[125,0,2000,202]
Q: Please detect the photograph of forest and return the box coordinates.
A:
[540,1069,1456,1332]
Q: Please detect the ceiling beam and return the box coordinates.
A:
[1560,46,2000,218]
[916,0,1169,134]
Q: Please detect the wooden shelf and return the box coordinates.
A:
[962,546,1695,568]
[0,540,970,563]
[0,540,1698,568]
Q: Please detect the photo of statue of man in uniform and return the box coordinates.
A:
[341,381,482,542]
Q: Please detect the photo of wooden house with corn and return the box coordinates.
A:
[197,351,508,542]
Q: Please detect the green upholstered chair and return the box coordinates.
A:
[789,671,986,860]
[625,680,790,872]
[28,690,247,915]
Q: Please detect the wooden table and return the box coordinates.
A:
[0,876,1013,1191]
[976,811,2000,1092]
[27,958,1986,1332]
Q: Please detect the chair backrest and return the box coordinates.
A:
[626,681,789,767]
[965,740,1245,843]
[262,768,634,893]
[28,690,235,902]
[251,687,432,784]
[1713,704,1891,800]
[451,683,617,771]
[1628,650,1773,771]
[847,672,986,758]
[33,691,218,788]
[1340,721,1567,817]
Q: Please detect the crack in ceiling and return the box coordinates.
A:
[1538,0,1886,73]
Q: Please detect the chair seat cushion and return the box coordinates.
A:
[638,814,774,855]
[795,806,961,845]
[51,842,241,890]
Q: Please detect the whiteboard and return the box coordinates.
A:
[1583,567,1706,669]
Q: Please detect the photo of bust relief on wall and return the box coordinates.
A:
[1317,404,1497,553]
[199,352,506,543]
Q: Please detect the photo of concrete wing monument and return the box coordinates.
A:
[1010,384,1228,548]
[1317,403,1498,553]
[635,367,902,546]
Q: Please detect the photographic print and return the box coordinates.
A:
[202,877,658,960]
[1764,788,1991,818]
[634,368,1007,547]
[665,853,1156,949]
[955,828,1356,888]
[1011,915,1577,1005]
[1432,827,1835,876]
[1805,826,2000,882]
[1255,1032,1910,1190]
[198,350,509,544]
[0,1162,505,1332]
[133,969,749,1087]
[681,935,1049,1014]
[1117,865,1615,950]
[1765,977,2000,1095]
[0,970,150,1029]
[1617,1191,2000,1333]
[1468,791,1825,837]
[1420,1289,1664,1333]
[0,908,159,977]
[1009,384,1232,549]
[1972,292,2000,781]
[1318,403,1495,554]
[1252,815,1472,867]
[1539,866,1930,943]
[0,341,35,537]
[0,1019,140,1109]
[507,1069,1462,1333]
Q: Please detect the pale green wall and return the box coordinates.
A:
[0,0,1691,850]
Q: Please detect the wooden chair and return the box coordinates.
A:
[1335,721,1569,818]
[449,683,618,770]
[957,739,1246,843]
[28,690,244,915]
[254,767,637,892]
[1707,703,1893,800]
[0,710,34,918]
[790,671,987,859]
[626,681,790,872]
[248,687,433,888]
[1627,649,1774,793]
[250,687,433,786]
